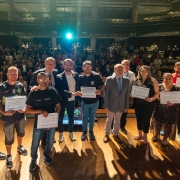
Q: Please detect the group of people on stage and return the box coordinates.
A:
[0,57,180,171]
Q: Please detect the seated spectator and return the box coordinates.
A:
[149,42,158,52]
[18,74,27,92]
[154,70,163,84]
[103,64,112,77]
[154,55,162,73]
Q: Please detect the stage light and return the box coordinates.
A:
[66,33,73,40]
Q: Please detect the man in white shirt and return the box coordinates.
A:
[55,59,80,142]
[120,60,135,134]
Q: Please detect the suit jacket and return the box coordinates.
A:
[55,71,79,104]
[104,75,130,113]
[30,68,58,88]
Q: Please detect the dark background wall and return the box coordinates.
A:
[0,35,18,47]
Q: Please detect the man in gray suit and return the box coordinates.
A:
[103,64,130,143]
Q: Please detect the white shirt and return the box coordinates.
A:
[66,75,76,101]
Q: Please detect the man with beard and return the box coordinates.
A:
[26,72,61,170]
[79,60,105,141]
[55,59,80,142]
[172,62,180,142]
[0,66,27,168]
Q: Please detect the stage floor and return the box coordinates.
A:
[0,118,180,180]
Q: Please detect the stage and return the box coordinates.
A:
[0,117,180,180]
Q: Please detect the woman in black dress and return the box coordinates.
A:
[152,73,179,146]
[131,65,159,143]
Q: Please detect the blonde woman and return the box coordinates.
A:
[131,65,159,143]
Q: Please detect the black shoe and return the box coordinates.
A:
[53,139,56,143]
[17,145,28,156]
[103,135,110,143]
[113,135,121,143]
[0,152,6,160]
[6,155,13,168]
[81,132,87,141]
[43,154,52,166]
[121,128,127,135]
[29,159,36,171]
[89,131,96,141]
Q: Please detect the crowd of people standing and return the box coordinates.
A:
[0,41,180,171]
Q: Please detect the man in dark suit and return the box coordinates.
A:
[30,57,58,146]
[103,64,130,143]
[55,59,80,142]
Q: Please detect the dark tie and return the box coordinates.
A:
[48,73,52,87]
[118,77,122,93]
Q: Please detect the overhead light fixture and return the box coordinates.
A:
[26,10,27,12]
[147,9,148,11]
[23,8,25,9]
[43,8,45,9]
[176,32,178,33]
[45,11,46,12]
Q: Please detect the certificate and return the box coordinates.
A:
[81,86,96,98]
[160,91,180,104]
[5,96,26,111]
[176,77,180,87]
[37,113,58,129]
[131,85,150,99]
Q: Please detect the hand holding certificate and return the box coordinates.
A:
[131,85,150,99]
[81,86,96,98]
[37,113,58,129]
[160,91,180,104]
[5,96,26,112]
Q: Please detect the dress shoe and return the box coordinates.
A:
[113,135,121,143]
[121,128,127,135]
[103,135,110,143]
[89,131,96,141]
[0,152,6,160]
[81,132,87,141]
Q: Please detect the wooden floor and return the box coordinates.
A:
[0,117,180,180]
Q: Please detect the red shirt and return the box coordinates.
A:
[172,73,180,84]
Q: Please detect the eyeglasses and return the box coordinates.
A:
[38,78,49,82]
[83,66,92,69]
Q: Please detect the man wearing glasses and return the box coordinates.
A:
[30,57,58,147]
[26,72,61,170]
[79,60,105,141]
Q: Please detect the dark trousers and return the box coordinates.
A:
[58,101,75,133]
[134,99,155,134]
[120,112,128,129]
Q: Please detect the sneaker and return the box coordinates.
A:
[178,133,180,142]
[6,155,13,168]
[29,159,36,171]
[43,154,52,166]
[58,133,64,143]
[69,132,76,141]
[17,145,28,156]
[89,131,96,141]
[81,132,87,141]
[0,152,6,160]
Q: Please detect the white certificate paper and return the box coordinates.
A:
[5,96,26,111]
[176,77,180,87]
[160,91,180,104]
[81,86,96,98]
[131,86,150,99]
[37,113,58,129]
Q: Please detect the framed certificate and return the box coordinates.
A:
[5,96,26,112]
[81,86,96,98]
[37,113,58,129]
[131,86,150,99]
[160,91,180,104]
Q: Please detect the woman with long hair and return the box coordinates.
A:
[132,65,159,143]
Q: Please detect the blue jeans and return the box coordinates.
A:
[58,101,75,133]
[81,101,99,132]
[31,128,56,160]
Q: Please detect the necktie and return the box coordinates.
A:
[118,77,122,93]
[48,73,52,87]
